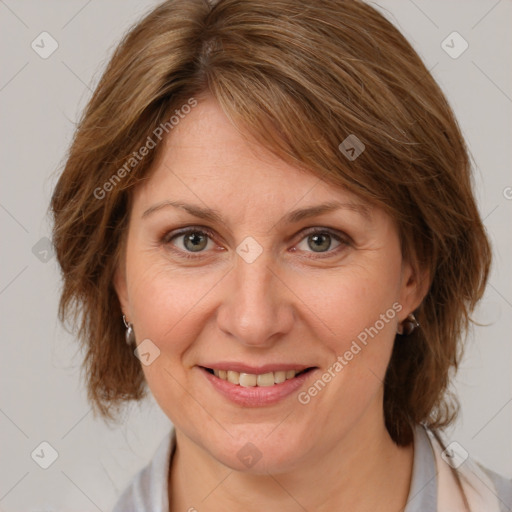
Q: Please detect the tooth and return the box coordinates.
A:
[215,368,302,385]
[257,372,275,387]
[239,373,257,387]
[274,370,286,384]
[227,370,240,384]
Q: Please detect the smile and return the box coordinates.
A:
[199,365,318,407]
[205,368,312,387]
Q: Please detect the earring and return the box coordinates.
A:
[123,315,135,345]
[397,313,419,336]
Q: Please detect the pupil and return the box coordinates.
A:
[185,232,207,252]
[308,233,331,252]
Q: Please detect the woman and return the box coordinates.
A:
[51,0,511,510]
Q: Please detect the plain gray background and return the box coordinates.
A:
[1,1,511,510]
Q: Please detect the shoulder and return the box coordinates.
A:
[425,427,511,512]
[111,427,176,512]
[476,464,512,512]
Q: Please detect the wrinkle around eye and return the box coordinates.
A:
[153,222,356,263]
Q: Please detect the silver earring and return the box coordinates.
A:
[397,313,419,336]
[123,315,135,345]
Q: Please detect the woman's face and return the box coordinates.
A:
[115,96,424,473]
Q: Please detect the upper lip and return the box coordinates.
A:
[199,362,316,374]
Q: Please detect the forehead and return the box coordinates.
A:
[132,97,372,221]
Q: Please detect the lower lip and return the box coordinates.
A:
[199,367,316,407]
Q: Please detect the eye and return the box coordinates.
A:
[295,228,348,255]
[163,228,216,254]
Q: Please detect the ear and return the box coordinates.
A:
[113,263,130,318]
[398,259,430,320]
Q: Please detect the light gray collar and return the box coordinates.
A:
[404,424,438,512]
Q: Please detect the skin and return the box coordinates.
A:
[115,96,429,511]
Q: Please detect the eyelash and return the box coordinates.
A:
[161,227,218,260]
[295,227,351,258]
[161,226,351,260]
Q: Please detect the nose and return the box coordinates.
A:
[216,250,295,348]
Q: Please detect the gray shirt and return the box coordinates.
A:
[112,424,512,512]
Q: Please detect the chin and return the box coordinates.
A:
[203,425,311,475]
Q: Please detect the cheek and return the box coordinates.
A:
[292,257,403,349]
[127,257,219,351]
[290,272,402,438]
[124,256,223,417]
[290,256,403,408]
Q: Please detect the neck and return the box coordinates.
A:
[168,408,414,512]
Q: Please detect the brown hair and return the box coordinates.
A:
[51,0,491,445]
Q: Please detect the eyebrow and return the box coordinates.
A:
[142,200,224,223]
[284,201,371,223]
[141,200,371,224]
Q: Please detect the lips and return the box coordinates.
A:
[199,364,318,406]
